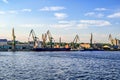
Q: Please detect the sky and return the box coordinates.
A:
[0,0,120,43]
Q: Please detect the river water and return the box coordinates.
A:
[0,51,120,80]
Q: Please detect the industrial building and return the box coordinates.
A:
[0,39,7,45]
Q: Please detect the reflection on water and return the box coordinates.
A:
[0,51,120,80]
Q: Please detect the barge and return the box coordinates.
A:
[32,48,71,51]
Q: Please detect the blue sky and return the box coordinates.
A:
[0,0,120,43]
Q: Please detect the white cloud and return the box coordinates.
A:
[54,13,68,19]
[0,9,31,15]
[80,20,111,26]
[58,21,70,24]
[0,11,5,14]
[40,6,65,11]
[21,9,32,12]
[85,12,95,16]
[58,20,77,24]
[52,24,72,28]
[20,23,72,28]
[85,12,104,18]
[77,24,88,29]
[19,20,111,30]
[8,10,18,14]
[107,12,120,18]
[2,0,8,3]
[51,20,111,29]
[94,8,108,11]
[20,24,46,27]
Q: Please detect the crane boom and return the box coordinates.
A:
[108,34,120,46]
[28,29,39,48]
[47,30,53,41]
[46,30,54,48]
[42,33,47,48]
[12,28,16,50]
[73,34,80,43]
[29,29,37,41]
[109,34,114,45]
[72,34,80,49]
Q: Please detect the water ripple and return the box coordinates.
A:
[0,51,120,80]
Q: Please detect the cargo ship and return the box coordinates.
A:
[80,48,104,51]
[32,48,71,51]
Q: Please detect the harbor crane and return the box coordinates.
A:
[90,33,93,48]
[42,33,47,48]
[109,34,114,45]
[109,34,119,49]
[108,34,119,46]
[72,34,80,49]
[12,28,16,50]
[28,29,40,48]
[46,30,54,48]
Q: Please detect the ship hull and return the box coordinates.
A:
[80,48,104,51]
[32,48,71,51]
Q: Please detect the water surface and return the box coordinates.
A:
[0,51,120,80]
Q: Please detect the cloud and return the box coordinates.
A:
[85,12,95,16]
[52,20,111,29]
[107,12,120,18]
[94,8,108,11]
[20,23,73,29]
[21,9,32,12]
[2,0,8,3]
[80,20,111,26]
[8,10,18,14]
[58,20,77,24]
[77,24,89,29]
[0,9,32,15]
[85,12,104,18]
[19,20,111,30]
[52,24,73,28]
[40,6,65,11]
[54,13,68,19]
[20,24,45,27]
[0,11,5,14]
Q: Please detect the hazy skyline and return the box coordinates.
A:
[0,0,120,43]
